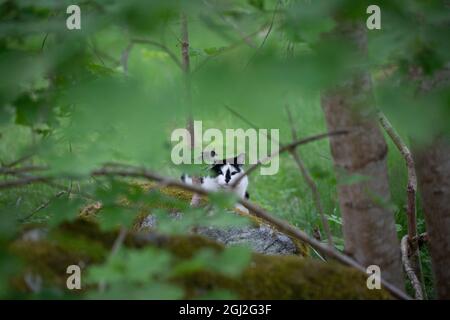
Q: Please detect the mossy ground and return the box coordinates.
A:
[10,219,391,299]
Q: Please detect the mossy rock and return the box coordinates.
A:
[10,219,391,299]
[79,182,308,256]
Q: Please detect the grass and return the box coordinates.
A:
[0,97,435,298]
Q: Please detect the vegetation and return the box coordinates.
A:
[0,0,448,299]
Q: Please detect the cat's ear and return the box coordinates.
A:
[234,153,245,166]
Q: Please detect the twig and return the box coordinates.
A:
[90,40,121,67]
[192,25,268,74]
[120,42,134,74]
[401,235,424,299]
[0,165,47,175]
[180,13,191,75]
[378,112,417,242]
[110,226,127,257]
[378,111,425,297]
[1,154,34,168]
[180,13,201,207]
[19,190,67,222]
[224,105,280,144]
[245,0,281,68]
[87,40,106,66]
[0,176,50,190]
[129,38,183,70]
[41,33,49,52]
[203,0,256,49]
[286,107,334,247]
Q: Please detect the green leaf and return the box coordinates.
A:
[178,246,252,278]
[247,0,264,11]
[208,192,237,208]
[87,248,173,285]
[41,197,83,227]
[97,206,136,231]
[203,47,227,56]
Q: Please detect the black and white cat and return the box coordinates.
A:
[181,152,249,213]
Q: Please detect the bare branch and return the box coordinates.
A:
[378,111,425,297]
[129,38,183,70]
[231,130,349,188]
[378,112,417,240]
[19,190,67,222]
[0,165,47,176]
[120,42,134,75]
[179,13,201,207]
[180,13,191,75]
[401,235,424,300]
[245,0,281,68]
[90,40,121,67]
[0,176,50,190]
[1,154,35,168]
[192,25,268,74]
[110,226,127,256]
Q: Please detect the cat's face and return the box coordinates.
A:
[210,162,243,187]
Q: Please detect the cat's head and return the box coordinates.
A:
[209,153,245,187]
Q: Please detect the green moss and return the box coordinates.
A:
[178,255,391,299]
[11,220,391,299]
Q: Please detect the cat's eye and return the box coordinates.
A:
[231,172,237,175]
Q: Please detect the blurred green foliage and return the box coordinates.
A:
[0,0,448,299]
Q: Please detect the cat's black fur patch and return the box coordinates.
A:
[245,191,250,199]
[210,164,223,177]
[210,159,242,177]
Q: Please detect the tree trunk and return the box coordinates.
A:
[414,136,450,299]
[412,65,450,299]
[321,21,404,290]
